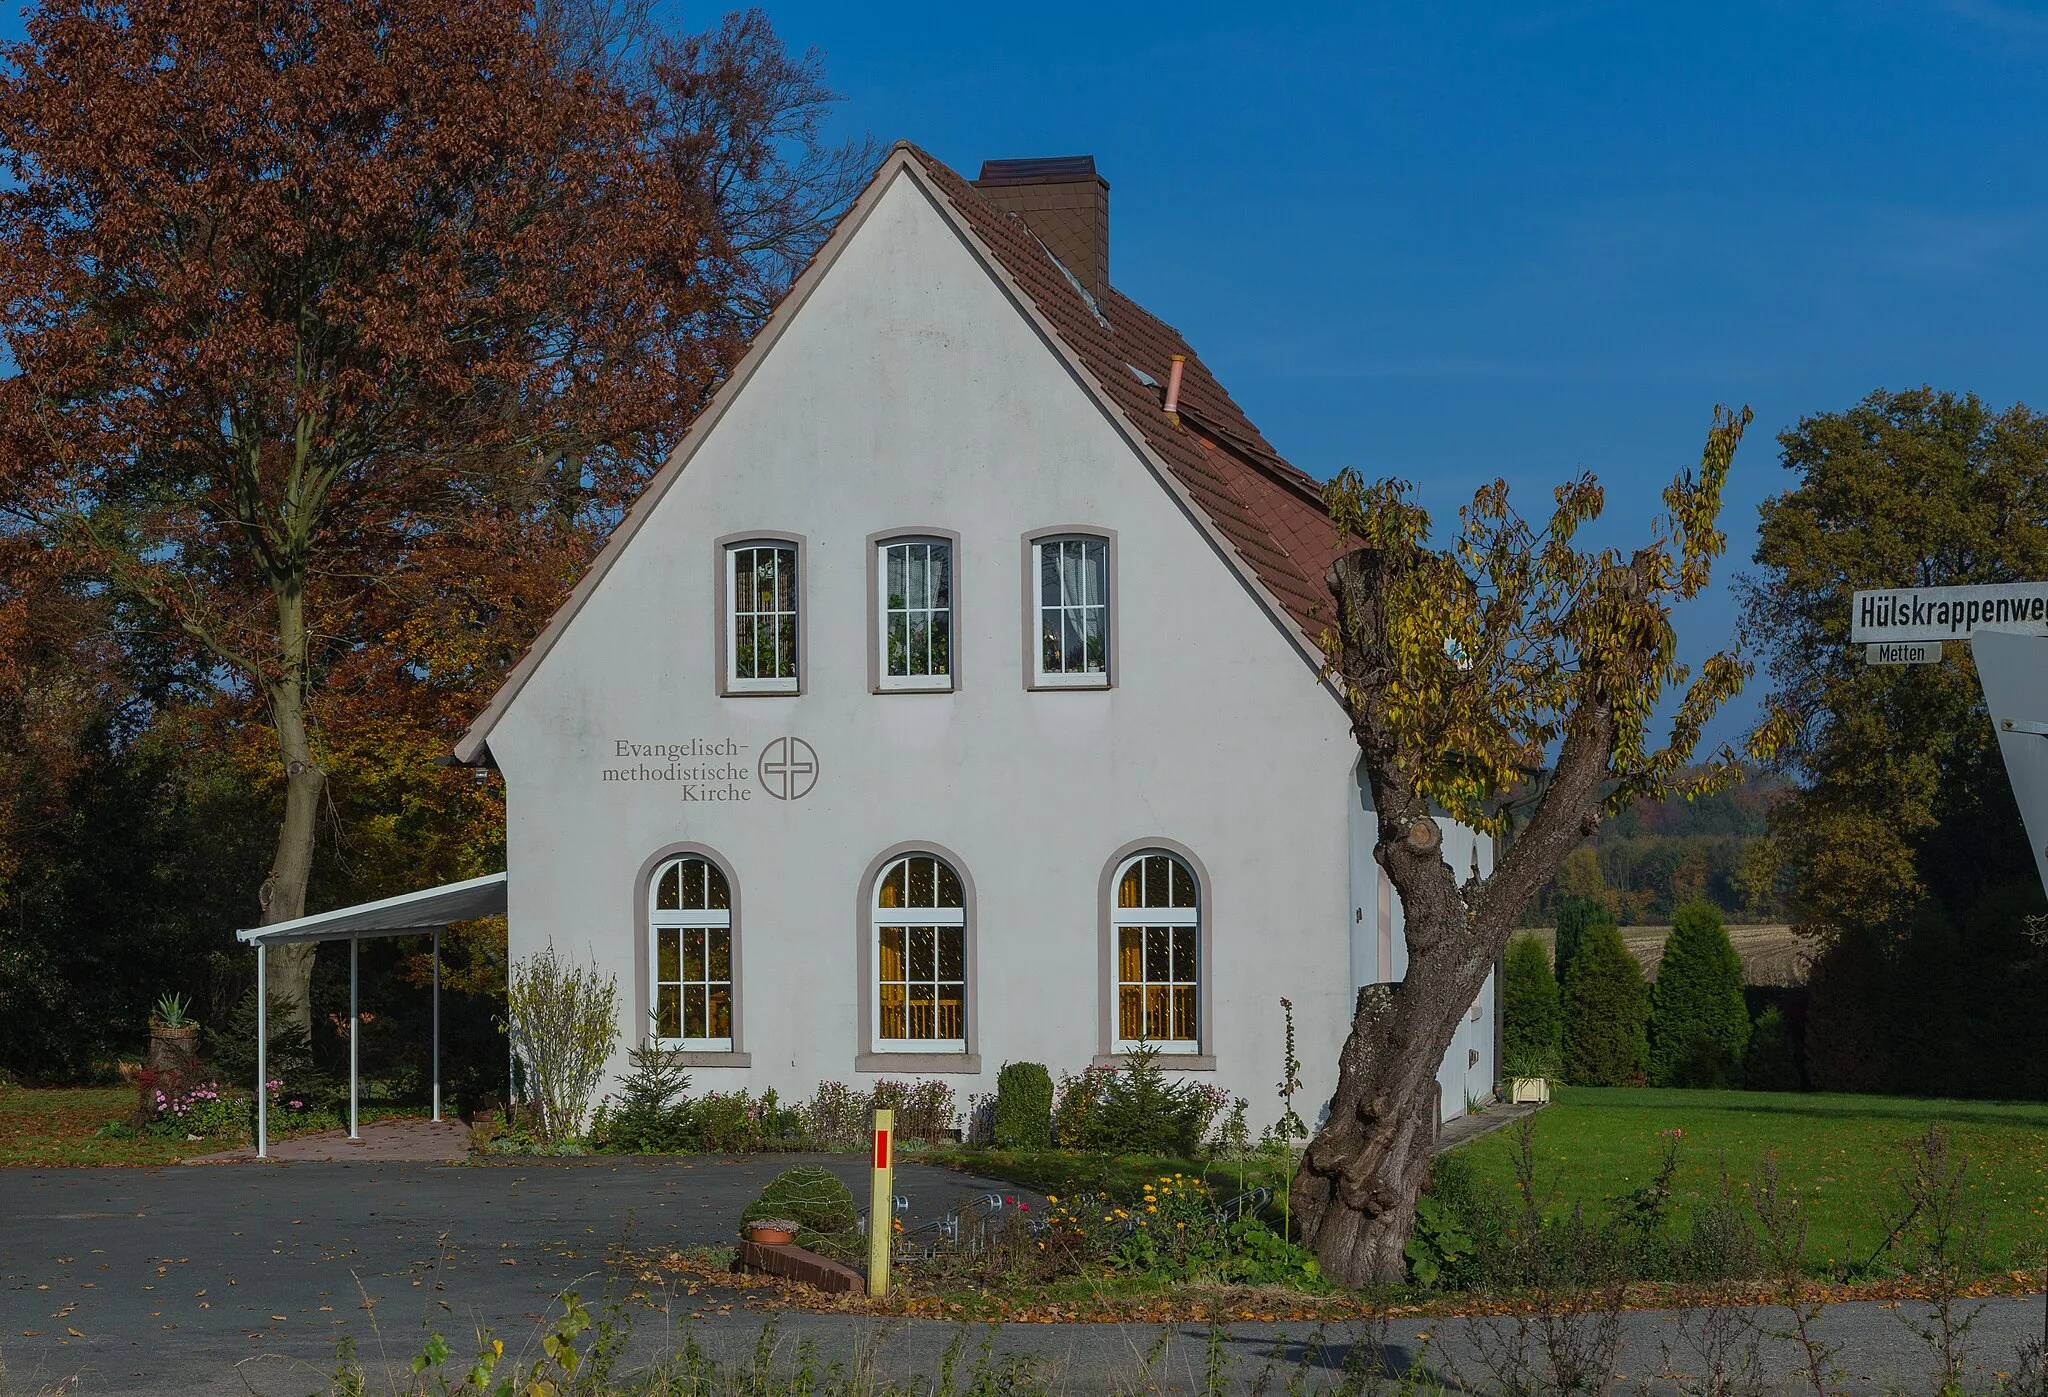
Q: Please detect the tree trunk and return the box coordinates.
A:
[1291,939,1487,1286]
[256,584,325,1038]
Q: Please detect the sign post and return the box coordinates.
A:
[867,1108,894,1297]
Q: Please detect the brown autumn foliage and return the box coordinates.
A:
[0,0,826,1030]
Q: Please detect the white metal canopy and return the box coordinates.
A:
[235,872,506,946]
[236,872,507,1159]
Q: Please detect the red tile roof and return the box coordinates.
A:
[906,145,1341,647]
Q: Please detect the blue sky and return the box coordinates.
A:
[730,0,2048,746]
[9,1,2044,748]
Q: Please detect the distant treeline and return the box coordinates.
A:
[1521,769,1790,927]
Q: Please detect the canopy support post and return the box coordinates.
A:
[255,943,268,1160]
[431,930,442,1123]
[348,935,360,1141]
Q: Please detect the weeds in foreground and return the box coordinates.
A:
[1749,1152,1844,1397]
[1887,1124,1990,1397]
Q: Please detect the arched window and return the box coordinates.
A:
[650,856,733,1051]
[872,853,966,1051]
[1112,851,1200,1052]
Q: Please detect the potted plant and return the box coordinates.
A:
[147,994,202,1081]
[746,1217,798,1247]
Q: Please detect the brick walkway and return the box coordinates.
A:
[187,1114,470,1163]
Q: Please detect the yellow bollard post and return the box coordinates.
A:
[868,1107,894,1297]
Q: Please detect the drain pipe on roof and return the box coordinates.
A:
[1163,355,1185,424]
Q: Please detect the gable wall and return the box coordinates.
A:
[487,169,1371,1119]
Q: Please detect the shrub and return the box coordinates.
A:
[1649,901,1751,1088]
[593,1038,693,1153]
[993,1061,1053,1148]
[1743,1004,1800,1092]
[1502,934,1561,1077]
[870,1078,956,1144]
[739,1165,860,1262]
[1050,1046,1225,1155]
[803,1081,870,1150]
[507,945,619,1145]
[1562,920,1649,1086]
[141,1080,249,1141]
[209,988,334,1110]
[1553,896,1614,986]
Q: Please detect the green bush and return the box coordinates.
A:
[1502,934,1561,1077]
[993,1062,1053,1148]
[1562,920,1649,1086]
[869,1078,957,1144]
[1648,901,1751,1088]
[593,1041,694,1153]
[739,1165,861,1262]
[1051,1046,1226,1155]
[1553,896,1614,986]
[1743,1004,1800,1092]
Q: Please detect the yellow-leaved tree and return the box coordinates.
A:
[1295,405,1787,1286]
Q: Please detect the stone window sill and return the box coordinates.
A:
[855,1052,982,1075]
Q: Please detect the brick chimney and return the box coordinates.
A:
[973,156,1109,302]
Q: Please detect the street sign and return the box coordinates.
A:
[1970,629,2048,903]
[1865,641,1941,666]
[1851,582,2048,643]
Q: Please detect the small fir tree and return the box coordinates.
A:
[1553,896,1614,986]
[1648,901,1752,1087]
[1743,1004,1801,1092]
[1502,934,1562,1077]
[1562,920,1650,1086]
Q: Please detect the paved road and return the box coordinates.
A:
[0,1155,1014,1395]
[1,1158,2042,1394]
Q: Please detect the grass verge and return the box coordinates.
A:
[1454,1086,2048,1271]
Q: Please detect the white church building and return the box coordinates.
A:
[450,145,1498,1130]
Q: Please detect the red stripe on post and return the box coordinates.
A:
[873,1127,891,1170]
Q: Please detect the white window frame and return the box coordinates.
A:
[877,537,954,692]
[649,856,734,1053]
[725,540,800,694]
[871,853,967,1054]
[1111,851,1201,1054]
[1032,534,1111,688]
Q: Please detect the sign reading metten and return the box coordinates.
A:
[1850,584,2048,644]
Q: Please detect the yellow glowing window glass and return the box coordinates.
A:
[872,854,966,1050]
[1111,852,1199,1049]
[650,856,733,1049]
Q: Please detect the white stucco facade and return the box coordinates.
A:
[471,156,1497,1134]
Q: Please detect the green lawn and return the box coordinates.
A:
[1455,1087,2048,1271]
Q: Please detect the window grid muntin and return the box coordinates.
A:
[651,856,734,1050]
[728,543,798,690]
[880,539,953,689]
[873,854,966,1051]
[1112,853,1199,1051]
[1035,537,1109,685]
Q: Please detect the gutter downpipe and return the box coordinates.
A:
[348,936,360,1140]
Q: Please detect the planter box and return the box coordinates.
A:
[1509,1076,1550,1105]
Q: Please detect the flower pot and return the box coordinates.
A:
[1509,1076,1550,1105]
[747,1220,797,1247]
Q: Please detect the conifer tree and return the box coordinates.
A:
[1502,934,1561,1077]
[1648,900,1752,1087]
[1743,1005,1800,1092]
[1562,920,1650,1086]
[1553,895,1614,986]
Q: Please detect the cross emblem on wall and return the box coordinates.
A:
[758,736,819,801]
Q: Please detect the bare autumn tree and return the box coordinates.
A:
[1293,406,1787,1286]
[0,0,720,1030]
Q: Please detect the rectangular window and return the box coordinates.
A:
[877,924,965,1044]
[655,926,733,1045]
[727,543,798,693]
[1035,536,1109,686]
[879,539,952,690]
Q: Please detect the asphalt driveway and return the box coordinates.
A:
[2,1157,2044,1394]
[0,1154,1011,1394]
